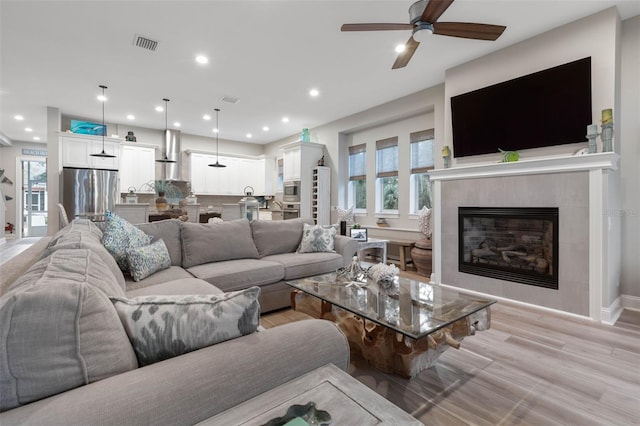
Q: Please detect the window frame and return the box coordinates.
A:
[409,129,435,214]
[375,137,399,213]
[348,144,367,212]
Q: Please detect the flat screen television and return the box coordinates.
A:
[451,57,592,158]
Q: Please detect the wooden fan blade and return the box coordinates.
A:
[341,23,414,32]
[433,22,506,40]
[392,37,420,69]
[421,0,455,24]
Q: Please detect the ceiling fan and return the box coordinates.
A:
[341,0,506,69]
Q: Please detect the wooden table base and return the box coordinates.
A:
[291,291,491,378]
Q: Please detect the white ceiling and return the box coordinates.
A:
[1,0,638,146]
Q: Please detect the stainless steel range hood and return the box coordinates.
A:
[161,128,181,180]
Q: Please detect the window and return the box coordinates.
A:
[410,129,435,213]
[348,144,366,210]
[376,137,398,212]
[277,158,283,192]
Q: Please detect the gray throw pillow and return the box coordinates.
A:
[297,224,336,253]
[180,219,259,268]
[110,287,261,366]
[126,239,171,282]
[102,211,152,272]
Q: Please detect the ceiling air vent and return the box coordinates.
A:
[133,34,159,52]
[220,96,240,104]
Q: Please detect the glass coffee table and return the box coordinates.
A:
[287,272,496,378]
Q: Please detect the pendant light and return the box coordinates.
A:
[90,85,116,158]
[208,108,226,168]
[156,98,177,163]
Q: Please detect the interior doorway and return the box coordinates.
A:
[21,159,48,237]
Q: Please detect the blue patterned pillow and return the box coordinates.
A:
[102,211,152,272]
[110,287,261,366]
[126,239,171,282]
[297,223,336,253]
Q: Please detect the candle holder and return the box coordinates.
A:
[601,123,613,152]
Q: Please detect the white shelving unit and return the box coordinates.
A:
[281,141,325,219]
[311,166,330,225]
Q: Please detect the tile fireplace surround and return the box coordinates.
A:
[429,153,621,324]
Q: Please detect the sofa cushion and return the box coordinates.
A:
[126,278,224,298]
[124,266,195,293]
[180,219,259,268]
[136,219,182,266]
[250,217,313,257]
[102,211,152,272]
[126,239,172,282]
[110,287,261,366]
[297,223,336,254]
[41,223,126,291]
[187,259,284,292]
[262,252,344,280]
[49,218,104,242]
[0,249,138,411]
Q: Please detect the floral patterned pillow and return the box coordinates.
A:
[102,211,152,272]
[110,287,261,366]
[335,206,355,225]
[297,223,336,254]
[418,206,433,239]
[126,239,171,282]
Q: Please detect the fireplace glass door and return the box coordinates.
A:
[458,207,559,289]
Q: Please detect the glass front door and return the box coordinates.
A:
[22,159,47,237]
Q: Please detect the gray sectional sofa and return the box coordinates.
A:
[0,217,356,425]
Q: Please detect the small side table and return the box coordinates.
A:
[357,238,388,264]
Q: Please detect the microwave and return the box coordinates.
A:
[283,181,300,202]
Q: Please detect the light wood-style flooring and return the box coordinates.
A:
[262,269,640,425]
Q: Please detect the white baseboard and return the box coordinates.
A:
[600,296,623,325]
[437,282,595,322]
[621,294,640,311]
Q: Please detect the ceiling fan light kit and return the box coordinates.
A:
[341,0,506,69]
[90,84,116,159]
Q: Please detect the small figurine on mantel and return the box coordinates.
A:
[125,131,136,142]
[317,155,325,166]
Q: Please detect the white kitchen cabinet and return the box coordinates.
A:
[187,152,277,196]
[60,133,121,170]
[119,144,156,193]
[281,141,325,219]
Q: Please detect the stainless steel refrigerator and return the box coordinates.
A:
[62,167,118,222]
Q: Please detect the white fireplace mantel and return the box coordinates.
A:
[429,152,621,323]
[428,152,619,182]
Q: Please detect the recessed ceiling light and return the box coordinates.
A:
[262,126,269,132]
[309,89,319,97]
[25,127,33,132]
[97,94,107,102]
[246,133,252,138]
[195,55,209,64]
[203,114,211,121]
[282,117,289,123]
[14,115,24,121]
[212,128,219,133]
[155,106,164,112]
[33,136,40,141]
[395,44,406,53]
[173,122,181,127]
[126,114,135,120]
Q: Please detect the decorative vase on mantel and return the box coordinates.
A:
[411,206,433,277]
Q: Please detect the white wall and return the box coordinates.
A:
[620,15,640,299]
[264,84,445,237]
[444,7,620,165]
